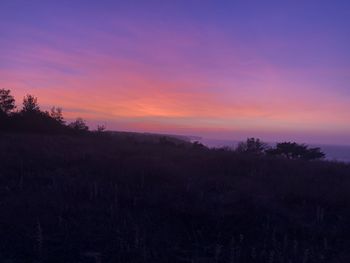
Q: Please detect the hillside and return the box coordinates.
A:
[1,132,350,263]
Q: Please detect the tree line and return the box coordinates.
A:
[0,88,97,133]
[235,137,325,161]
[1,88,325,160]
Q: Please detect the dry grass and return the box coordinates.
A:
[0,133,349,262]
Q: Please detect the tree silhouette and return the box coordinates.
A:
[0,89,16,115]
[267,142,325,160]
[50,107,64,124]
[236,137,268,155]
[22,94,40,113]
[302,147,326,160]
[96,124,106,132]
[68,118,89,132]
[0,88,92,133]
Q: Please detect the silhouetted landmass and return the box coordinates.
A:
[1,89,350,263]
[0,89,89,134]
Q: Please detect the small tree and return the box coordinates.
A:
[50,106,64,124]
[68,118,89,132]
[0,89,16,115]
[22,94,40,113]
[236,137,267,155]
[96,124,106,132]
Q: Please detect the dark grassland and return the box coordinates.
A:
[1,132,350,263]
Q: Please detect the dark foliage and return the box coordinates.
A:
[0,90,92,134]
[96,124,106,133]
[50,107,65,125]
[0,133,349,263]
[267,142,325,160]
[22,94,41,113]
[0,89,16,127]
[236,137,268,155]
[68,118,89,133]
[0,89,16,115]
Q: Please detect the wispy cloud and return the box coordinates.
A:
[1,4,349,143]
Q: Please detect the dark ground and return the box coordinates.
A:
[1,132,350,263]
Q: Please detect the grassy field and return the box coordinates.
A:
[1,132,350,263]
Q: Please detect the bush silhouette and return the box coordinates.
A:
[68,117,89,132]
[267,142,325,160]
[96,124,106,133]
[236,137,267,155]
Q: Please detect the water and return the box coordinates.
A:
[198,138,350,163]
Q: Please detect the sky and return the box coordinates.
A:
[0,0,350,144]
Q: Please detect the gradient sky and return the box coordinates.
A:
[1,0,350,144]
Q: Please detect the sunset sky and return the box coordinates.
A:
[1,1,349,144]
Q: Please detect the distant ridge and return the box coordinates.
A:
[108,130,201,142]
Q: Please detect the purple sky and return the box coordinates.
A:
[1,1,350,144]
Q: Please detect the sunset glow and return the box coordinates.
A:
[1,1,349,144]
